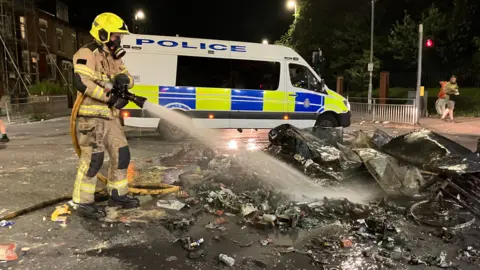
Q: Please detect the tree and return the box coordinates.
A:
[448,0,479,61]
[276,0,480,90]
[329,9,379,89]
[276,0,375,88]
[344,50,381,91]
[387,6,447,69]
[472,37,480,86]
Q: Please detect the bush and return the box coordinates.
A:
[29,80,67,96]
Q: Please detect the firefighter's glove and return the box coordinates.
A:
[107,93,119,107]
[114,74,130,89]
[132,95,147,109]
[114,98,129,109]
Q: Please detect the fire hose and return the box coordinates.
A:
[70,90,180,195]
[0,88,180,221]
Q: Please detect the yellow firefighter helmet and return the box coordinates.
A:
[90,12,130,44]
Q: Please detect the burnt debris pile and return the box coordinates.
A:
[266,124,480,227]
[267,124,430,196]
[143,124,480,268]
[164,124,480,228]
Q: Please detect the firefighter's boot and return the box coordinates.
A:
[108,189,140,209]
[76,203,106,219]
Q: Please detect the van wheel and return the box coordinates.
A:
[314,113,339,128]
[156,113,189,141]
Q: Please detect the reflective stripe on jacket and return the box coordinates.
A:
[73,42,134,119]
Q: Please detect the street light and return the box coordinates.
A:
[262,39,269,44]
[133,10,145,34]
[135,10,145,20]
[287,0,297,14]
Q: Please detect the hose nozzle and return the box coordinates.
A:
[123,92,146,108]
[131,95,147,108]
[114,84,147,109]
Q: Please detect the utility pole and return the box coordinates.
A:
[415,24,424,124]
[367,0,375,108]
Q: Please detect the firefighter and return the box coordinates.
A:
[72,12,144,219]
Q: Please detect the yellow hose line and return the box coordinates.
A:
[70,93,180,195]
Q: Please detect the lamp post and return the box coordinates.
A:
[287,0,297,14]
[133,10,145,34]
[415,24,424,124]
[367,0,375,108]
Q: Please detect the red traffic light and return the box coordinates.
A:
[425,39,434,47]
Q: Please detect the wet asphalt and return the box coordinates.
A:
[1,118,480,269]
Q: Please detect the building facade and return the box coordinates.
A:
[0,0,90,101]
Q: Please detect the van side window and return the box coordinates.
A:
[230,59,280,90]
[289,64,322,92]
[176,56,231,88]
[176,56,280,90]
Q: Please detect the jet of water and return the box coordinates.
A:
[142,101,373,203]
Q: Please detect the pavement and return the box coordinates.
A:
[0,117,480,269]
[419,117,480,137]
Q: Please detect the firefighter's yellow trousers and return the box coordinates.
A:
[72,117,130,204]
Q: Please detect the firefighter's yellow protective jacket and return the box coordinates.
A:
[73,42,134,119]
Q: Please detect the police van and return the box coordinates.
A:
[120,34,351,140]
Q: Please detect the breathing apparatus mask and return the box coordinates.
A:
[106,34,126,59]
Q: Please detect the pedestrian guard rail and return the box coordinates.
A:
[0,95,71,123]
[347,97,417,125]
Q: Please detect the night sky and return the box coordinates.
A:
[41,0,295,43]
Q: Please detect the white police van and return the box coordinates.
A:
[120,34,351,140]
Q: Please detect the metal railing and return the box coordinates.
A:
[348,97,417,125]
[1,95,71,123]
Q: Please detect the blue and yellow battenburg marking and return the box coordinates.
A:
[125,86,326,114]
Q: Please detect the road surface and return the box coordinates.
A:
[0,118,478,269]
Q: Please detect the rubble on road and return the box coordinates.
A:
[156,125,480,236]
[106,123,480,268]
[156,200,186,211]
[381,129,480,175]
[457,246,480,264]
[0,220,14,228]
[354,147,425,196]
[268,124,346,180]
[50,204,71,227]
[175,236,207,259]
[219,254,235,266]
[0,243,18,261]
[268,124,428,196]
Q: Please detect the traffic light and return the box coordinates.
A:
[425,39,434,47]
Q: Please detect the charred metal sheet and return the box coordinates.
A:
[381,129,480,175]
[371,129,393,148]
[350,130,375,149]
[268,124,342,165]
[337,143,363,171]
[268,124,348,179]
[311,127,343,145]
[355,148,425,196]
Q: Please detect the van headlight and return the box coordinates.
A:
[343,99,350,110]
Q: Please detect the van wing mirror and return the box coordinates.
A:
[320,79,325,92]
